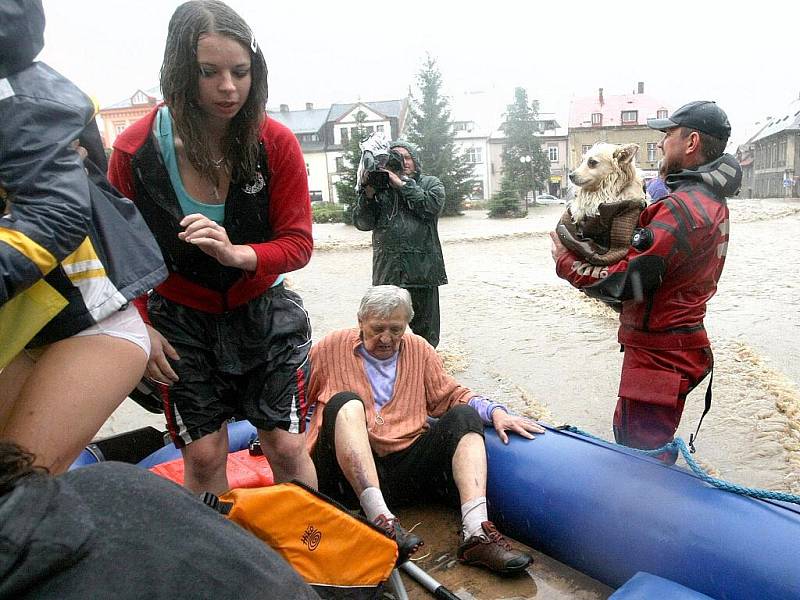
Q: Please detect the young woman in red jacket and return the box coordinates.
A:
[108,0,316,494]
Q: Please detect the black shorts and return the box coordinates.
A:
[312,392,484,509]
[149,285,312,447]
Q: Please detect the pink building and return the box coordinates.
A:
[98,87,161,148]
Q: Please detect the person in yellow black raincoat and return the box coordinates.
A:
[0,0,166,473]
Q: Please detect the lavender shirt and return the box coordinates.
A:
[358,347,508,424]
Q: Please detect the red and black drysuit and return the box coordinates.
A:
[555,154,742,450]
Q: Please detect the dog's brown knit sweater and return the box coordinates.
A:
[557,199,647,266]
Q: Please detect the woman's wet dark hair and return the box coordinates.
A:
[160,0,268,184]
[0,441,47,495]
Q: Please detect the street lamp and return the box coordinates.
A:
[519,155,534,208]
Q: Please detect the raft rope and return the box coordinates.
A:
[559,425,800,506]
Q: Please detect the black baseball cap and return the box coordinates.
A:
[647,101,731,141]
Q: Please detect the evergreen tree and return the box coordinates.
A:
[488,176,524,218]
[334,110,368,225]
[406,55,474,216]
[500,87,550,209]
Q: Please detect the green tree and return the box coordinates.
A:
[406,55,474,216]
[334,110,368,225]
[500,87,550,211]
[488,176,524,218]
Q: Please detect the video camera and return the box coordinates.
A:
[357,132,404,192]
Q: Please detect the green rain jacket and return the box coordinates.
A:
[353,141,447,287]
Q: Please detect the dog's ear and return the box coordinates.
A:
[614,144,639,165]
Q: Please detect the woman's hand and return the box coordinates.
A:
[491,409,545,444]
[178,213,257,270]
[144,325,180,384]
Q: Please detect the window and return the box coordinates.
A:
[340,128,349,145]
[132,91,149,105]
[365,126,374,135]
[351,126,360,140]
[115,122,127,135]
[466,147,482,164]
[621,110,638,124]
[582,145,592,156]
[376,124,384,133]
[657,109,668,119]
[309,191,323,203]
[647,143,657,162]
[335,157,344,172]
[548,145,558,162]
[453,122,467,132]
[591,112,602,126]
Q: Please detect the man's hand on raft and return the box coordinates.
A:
[491,410,545,444]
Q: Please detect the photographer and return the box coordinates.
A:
[353,139,446,348]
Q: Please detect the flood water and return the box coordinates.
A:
[289,198,800,495]
[101,198,800,599]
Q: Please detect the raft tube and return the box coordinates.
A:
[137,420,257,467]
[609,572,714,599]
[485,425,800,600]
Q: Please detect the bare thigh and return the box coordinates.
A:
[0,351,36,426]
[0,335,147,473]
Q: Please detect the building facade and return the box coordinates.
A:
[269,99,408,204]
[98,87,161,148]
[745,97,800,198]
[452,119,491,200]
[568,83,670,183]
[487,114,568,199]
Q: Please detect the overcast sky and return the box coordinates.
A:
[39,0,798,148]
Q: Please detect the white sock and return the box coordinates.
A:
[461,496,488,540]
[359,487,394,523]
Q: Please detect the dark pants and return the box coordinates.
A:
[312,392,483,510]
[148,285,312,447]
[614,346,713,452]
[407,286,440,348]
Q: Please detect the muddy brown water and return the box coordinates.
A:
[101,198,800,598]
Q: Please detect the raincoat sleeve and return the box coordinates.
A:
[107,147,137,203]
[0,84,93,306]
[399,175,445,220]
[555,199,676,304]
[352,190,378,231]
[106,145,152,325]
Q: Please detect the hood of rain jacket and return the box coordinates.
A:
[0,0,45,79]
[665,153,742,198]
[0,2,166,350]
[390,140,423,180]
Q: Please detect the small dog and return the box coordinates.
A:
[557,143,647,265]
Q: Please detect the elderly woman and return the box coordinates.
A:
[306,285,543,575]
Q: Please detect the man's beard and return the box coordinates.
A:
[659,156,683,178]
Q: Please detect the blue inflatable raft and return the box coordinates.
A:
[485,425,800,600]
[73,421,800,599]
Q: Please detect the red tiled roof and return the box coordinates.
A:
[569,92,669,128]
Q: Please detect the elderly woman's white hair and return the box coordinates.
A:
[357,285,415,322]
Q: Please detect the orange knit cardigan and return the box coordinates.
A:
[306,328,475,457]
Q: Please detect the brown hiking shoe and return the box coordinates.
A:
[457,521,533,575]
[373,514,423,564]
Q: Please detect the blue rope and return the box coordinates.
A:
[560,425,800,506]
